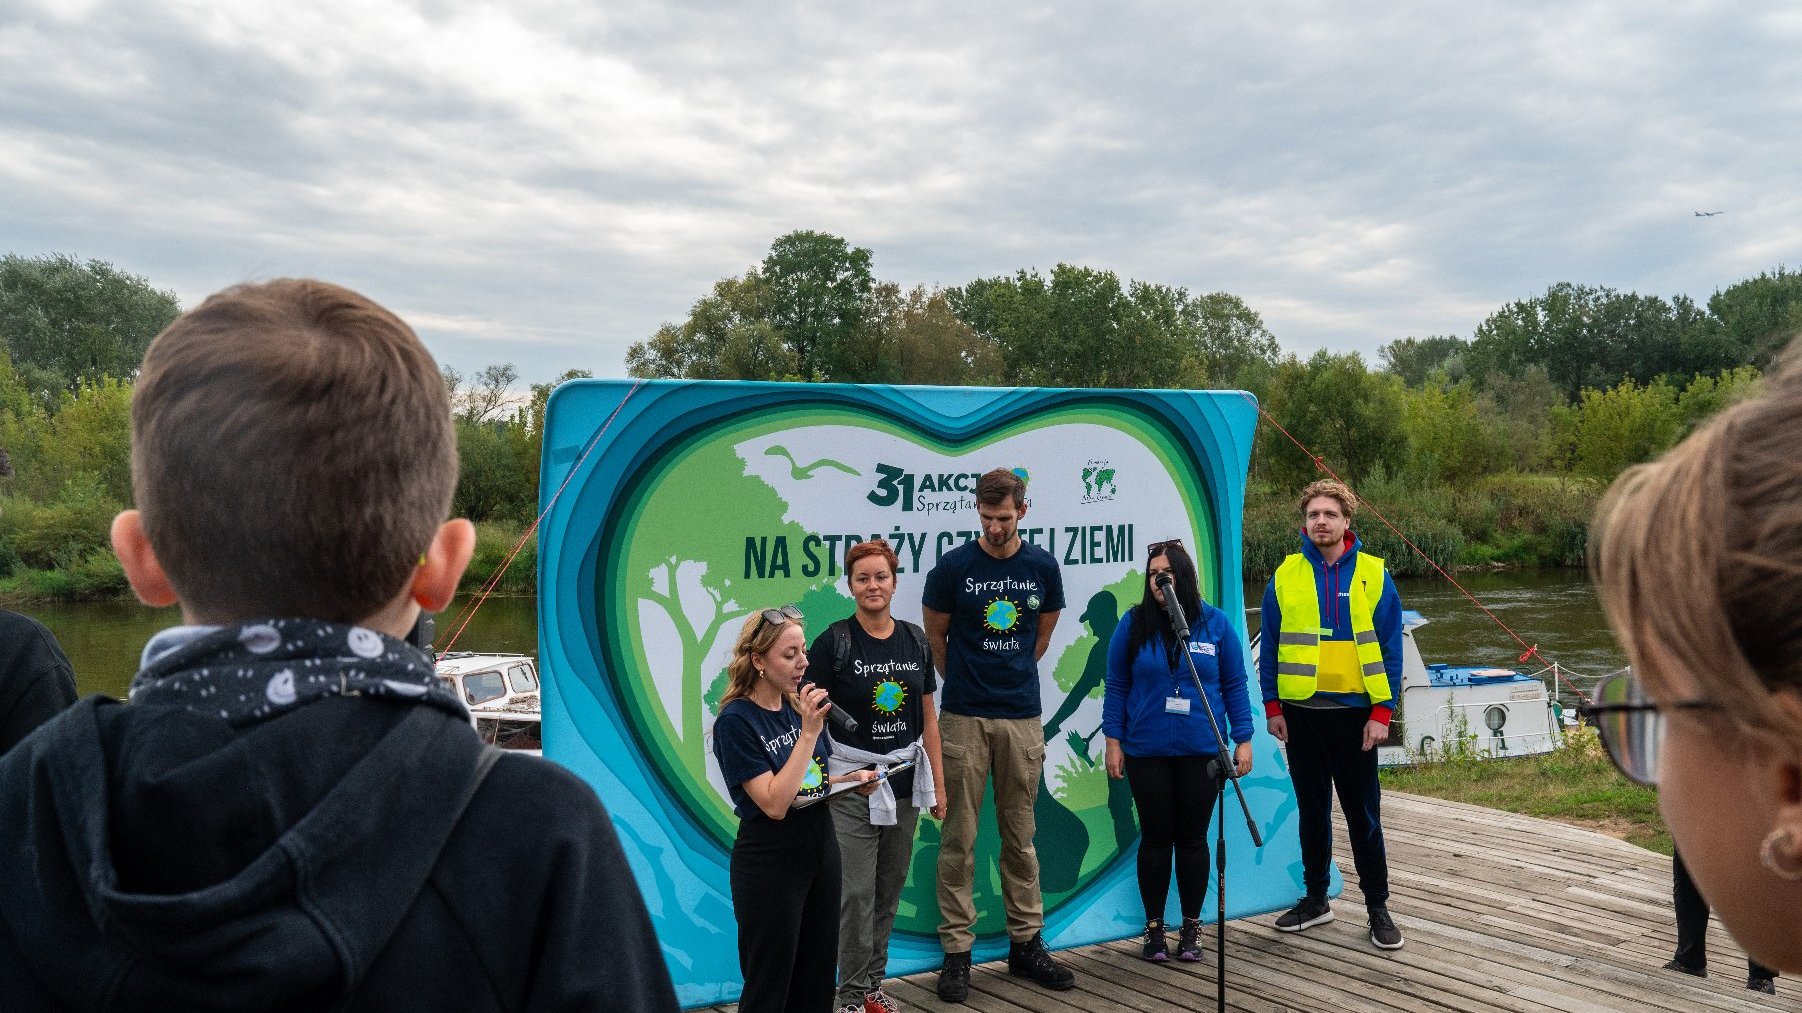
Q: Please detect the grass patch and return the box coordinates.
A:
[1380,725,1670,855]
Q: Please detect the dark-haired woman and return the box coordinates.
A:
[1102,540,1253,963]
[713,605,874,1013]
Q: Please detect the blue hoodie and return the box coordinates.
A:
[1258,530,1404,722]
[1103,602,1253,757]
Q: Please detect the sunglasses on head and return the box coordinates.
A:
[1147,538,1184,557]
[1579,669,1718,787]
[755,604,804,636]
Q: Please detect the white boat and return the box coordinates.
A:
[434,652,544,755]
[1252,609,1564,766]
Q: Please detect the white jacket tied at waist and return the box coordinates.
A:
[828,739,936,825]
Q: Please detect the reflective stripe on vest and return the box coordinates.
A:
[1272,550,1392,704]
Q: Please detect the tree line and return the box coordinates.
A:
[2,244,1798,597]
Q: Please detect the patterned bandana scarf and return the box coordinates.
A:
[128,618,469,726]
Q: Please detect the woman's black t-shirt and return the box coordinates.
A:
[806,617,936,797]
[713,697,830,821]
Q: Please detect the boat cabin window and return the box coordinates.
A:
[507,664,539,693]
[464,672,507,706]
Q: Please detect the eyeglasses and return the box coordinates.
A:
[1579,669,1718,786]
[1147,538,1184,557]
[755,604,804,636]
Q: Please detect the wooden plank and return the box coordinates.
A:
[680,792,1794,1013]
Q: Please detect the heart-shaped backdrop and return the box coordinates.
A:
[538,381,1312,1007]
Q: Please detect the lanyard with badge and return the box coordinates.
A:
[1165,632,1191,716]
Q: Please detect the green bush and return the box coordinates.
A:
[0,481,121,570]
[461,520,539,595]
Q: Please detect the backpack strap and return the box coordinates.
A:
[832,618,854,681]
[899,619,929,662]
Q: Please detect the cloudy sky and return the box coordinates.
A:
[4,1,1797,384]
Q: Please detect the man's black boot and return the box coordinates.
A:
[1007,934,1075,991]
[936,951,971,1003]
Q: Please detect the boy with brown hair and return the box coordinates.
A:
[0,280,676,1011]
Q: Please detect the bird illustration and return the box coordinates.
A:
[1694,210,1724,217]
[763,445,861,480]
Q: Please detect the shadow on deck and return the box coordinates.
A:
[708,792,1789,1012]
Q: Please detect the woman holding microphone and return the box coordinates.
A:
[713,604,873,1013]
[1103,539,1254,963]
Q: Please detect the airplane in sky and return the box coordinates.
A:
[1694,210,1724,217]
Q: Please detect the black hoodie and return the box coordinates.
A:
[0,693,678,1011]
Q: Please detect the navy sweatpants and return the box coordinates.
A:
[1283,703,1388,906]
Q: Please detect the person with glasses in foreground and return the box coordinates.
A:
[713,604,877,1013]
[1102,538,1254,962]
[1589,336,1802,982]
[1259,479,1407,950]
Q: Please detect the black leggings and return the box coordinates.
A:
[1124,753,1221,921]
[730,806,841,1013]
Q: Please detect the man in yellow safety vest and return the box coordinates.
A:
[1258,479,1406,951]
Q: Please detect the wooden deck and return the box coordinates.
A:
[708,792,1789,1012]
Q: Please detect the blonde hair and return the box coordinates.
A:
[717,609,798,709]
[1298,479,1357,520]
[1593,335,1802,752]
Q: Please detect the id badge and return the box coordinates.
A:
[1164,696,1191,715]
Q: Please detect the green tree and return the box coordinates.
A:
[1706,267,1802,367]
[1396,380,1504,484]
[1255,351,1407,489]
[1466,283,1684,401]
[0,254,180,398]
[760,230,875,381]
[625,272,794,381]
[852,283,1004,385]
[1378,335,1470,387]
[1176,291,1281,390]
[1553,378,1683,480]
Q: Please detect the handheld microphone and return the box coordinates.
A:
[801,682,860,735]
[1154,573,1190,638]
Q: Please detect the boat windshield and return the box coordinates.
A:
[463,672,507,706]
[507,664,539,693]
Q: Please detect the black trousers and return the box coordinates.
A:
[731,806,842,1013]
[1283,703,1388,906]
[1124,753,1222,921]
[1673,849,1777,980]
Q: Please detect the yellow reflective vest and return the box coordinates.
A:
[1272,551,1392,704]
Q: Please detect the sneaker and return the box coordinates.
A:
[1176,918,1203,962]
[1749,975,1777,995]
[1662,959,1706,979]
[839,1004,865,1013]
[936,952,971,1003]
[864,988,901,1013]
[1007,934,1076,991]
[1368,906,1404,950]
[1141,919,1169,962]
[1273,896,1333,933]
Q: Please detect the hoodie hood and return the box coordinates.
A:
[0,690,486,1010]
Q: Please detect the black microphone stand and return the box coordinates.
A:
[1158,577,1263,1013]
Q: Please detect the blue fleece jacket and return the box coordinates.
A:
[1258,531,1404,722]
[1103,603,1253,757]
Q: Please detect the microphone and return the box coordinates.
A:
[801,682,860,735]
[1154,573,1190,638]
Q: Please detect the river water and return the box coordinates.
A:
[36,568,1625,708]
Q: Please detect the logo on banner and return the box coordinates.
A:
[1081,459,1118,504]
